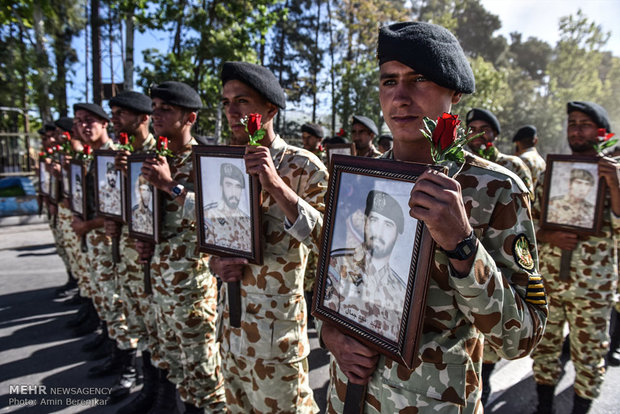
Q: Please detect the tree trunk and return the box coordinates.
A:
[327,0,336,134]
[32,3,51,122]
[91,0,102,105]
[312,0,321,122]
[124,9,134,91]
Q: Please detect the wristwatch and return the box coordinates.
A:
[441,230,478,261]
[170,183,185,199]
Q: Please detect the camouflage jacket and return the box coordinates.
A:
[203,201,252,252]
[533,170,620,303]
[321,150,548,409]
[214,135,328,364]
[518,147,546,189]
[487,146,534,196]
[357,143,382,158]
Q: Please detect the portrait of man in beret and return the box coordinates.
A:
[71,168,83,215]
[131,172,153,235]
[547,166,597,229]
[97,158,122,216]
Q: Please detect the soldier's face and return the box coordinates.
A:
[139,184,151,207]
[221,80,275,146]
[466,120,496,151]
[106,170,117,187]
[74,109,108,145]
[302,132,321,151]
[110,106,144,135]
[364,211,398,259]
[151,98,188,138]
[567,111,599,153]
[221,177,243,209]
[569,178,592,200]
[379,61,461,147]
[351,124,374,151]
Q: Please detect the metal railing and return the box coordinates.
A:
[0,132,39,177]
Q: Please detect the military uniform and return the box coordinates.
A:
[322,151,548,413]
[518,147,546,189]
[149,138,226,410]
[215,135,327,413]
[325,245,405,341]
[203,200,252,252]
[531,169,620,400]
[547,195,595,228]
[485,145,533,195]
[357,144,382,159]
[99,181,122,216]
[131,203,154,235]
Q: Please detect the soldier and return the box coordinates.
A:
[210,61,327,413]
[320,21,547,413]
[98,162,122,215]
[513,124,546,188]
[137,81,226,413]
[547,168,596,228]
[531,101,620,414]
[466,108,534,195]
[325,190,406,341]
[351,115,382,158]
[377,134,393,153]
[131,172,154,235]
[301,122,326,162]
[203,162,252,252]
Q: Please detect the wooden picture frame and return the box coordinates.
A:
[540,154,606,236]
[38,160,51,196]
[61,157,71,199]
[312,155,439,368]
[325,143,356,165]
[48,162,61,204]
[193,145,263,265]
[94,149,125,222]
[126,153,161,243]
[69,159,87,219]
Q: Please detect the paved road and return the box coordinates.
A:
[1,222,618,413]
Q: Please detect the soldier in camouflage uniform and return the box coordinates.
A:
[531,101,620,414]
[99,162,122,215]
[203,162,252,252]
[547,168,596,228]
[324,190,406,342]
[513,125,546,189]
[466,108,534,196]
[210,61,327,413]
[320,22,547,414]
[351,115,382,158]
[137,81,225,414]
[301,122,327,164]
[131,173,154,234]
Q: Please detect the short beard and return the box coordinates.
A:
[569,142,595,153]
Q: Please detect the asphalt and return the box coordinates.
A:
[0,220,619,413]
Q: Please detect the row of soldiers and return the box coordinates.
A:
[37,21,619,414]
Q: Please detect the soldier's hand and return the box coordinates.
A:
[210,256,248,282]
[115,150,131,175]
[135,240,154,263]
[538,229,579,250]
[321,323,379,385]
[51,162,62,177]
[599,157,620,216]
[244,145,282,192]
[141,156,173,192]
[62,198,70,209]
[104,219,122,237]
[71,216,88,237]
[48,203,57,216]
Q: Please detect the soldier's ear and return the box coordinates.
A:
[185,111,197,125]
[451,91,462,105]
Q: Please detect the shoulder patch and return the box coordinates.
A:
[513,233,534,271]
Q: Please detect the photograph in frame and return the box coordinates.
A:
[48,167,60,204]
[193,145,262,264]
[61,161,71,199]
[94,150,124,221]
[325,143,356,165]
[540,154,606,236]
[38,160,50,196]
[126,154,160,243]
[312,155,437,367]
[69,160,86,219]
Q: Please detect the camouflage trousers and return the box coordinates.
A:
[150,253,226,411]
[221,352,317,414]
[531,294,612,399]
[326,358,483,414]
[60,207,90,298]
[86,230,132,348]
[51,205,72,275]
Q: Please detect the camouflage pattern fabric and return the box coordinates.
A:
[50,204,72,275]
[546,195,595,228]
[203,201,252,252]
[487,145,534,196]
[216,135,326,413]
[98,182,122,215]
[322,151,547,413]
[59,203,90,297]
[149,138,226,410]
[357,143,382,159]
[531,170,620,399]
[517,147,546,190]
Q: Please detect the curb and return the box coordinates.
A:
[0,214,48,227]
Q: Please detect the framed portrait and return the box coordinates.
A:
[94,150,125,221]
[61,160,71,199]
[48,163,61,204]
[540,154,606,236]
[38,160,51,196]
[312,155,439,368]
[126,153,161,243]
[193,145,262,264]
[69,159,87,219]
[325,143,356,165]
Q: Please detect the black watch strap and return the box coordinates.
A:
[441,230,477,261]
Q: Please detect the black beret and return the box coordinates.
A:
[106,161,115,173]
[570,168,595,185]
[109,91,153,114]
[364,190,404,234]
[378,22,475,94]
[54,117,74,132]
[220,163,245,188]
[221,61,286,109]
[466,108,501,134]
[73,103,110,121]
[37,128,45,135]
[512,125,537,142]
[44,122,57,132]
[150,81,202,110]
[567,101,611,133]
[301,123,323,138]
[352,115,378,136]
[378,134,393,142]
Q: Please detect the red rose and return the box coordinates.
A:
[431,113,460,151]
[337,128,346,137]
[598,128,607,139]
[119,132,129,146]
[247,113,261,135]
[158,136,168,150]
[83,145,92,155]
[485,142,493,149]
[55,144,62,152]
[39,151,45,157]
[47,147,54,155]
[63,131,71,141]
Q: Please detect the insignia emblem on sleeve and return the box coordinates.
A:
[513,233,534,271]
